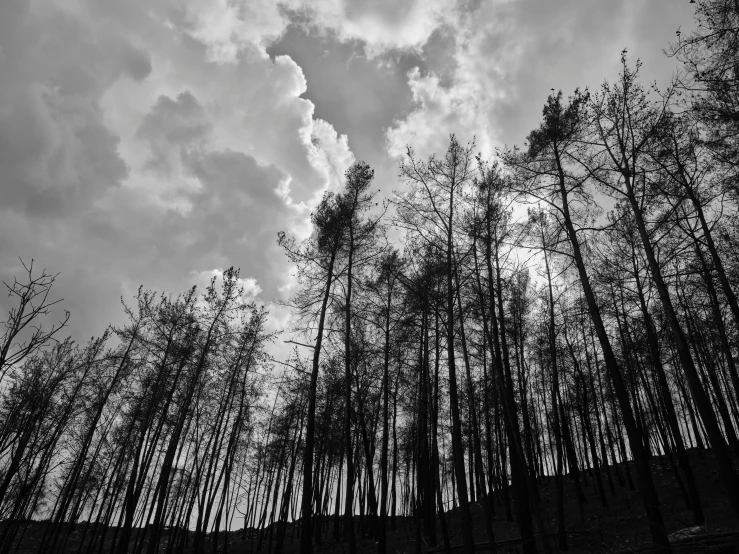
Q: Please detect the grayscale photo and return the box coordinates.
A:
[0,0,737,552]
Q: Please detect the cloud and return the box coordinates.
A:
[177,0,460,61]
[305,118,355,196]
[0,0,699,350]
[385,0,695,161]
[137,91,211,178]
[287,0,456,57]
[166,0,456,64]
[0,1,146,218]
[180,0,288,63]
[0,0,356,340]
[386,67,494,160]
[191,268,263,303]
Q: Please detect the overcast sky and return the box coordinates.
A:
[0,0,696,341]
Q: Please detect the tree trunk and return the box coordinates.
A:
[554,151,670,552]
[300,246,338,554]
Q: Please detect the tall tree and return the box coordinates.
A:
[396,135,478,554]
[279,191,346,554]
[589,59,739,517]
[503,90,672,553]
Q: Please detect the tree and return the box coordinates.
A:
[396,135,478,554]
[527,207,568,550]
[670,0,739,174]
[336,161,381,552]
[0,259,68,384]
[589,58,739,518]
[503,90,672,553]
[279,190,346,554]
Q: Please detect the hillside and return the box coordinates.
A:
[8,449,739,554]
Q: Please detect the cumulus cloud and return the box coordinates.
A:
[0,0,357,339]
[172,0,458,63]
[0,1,144,218]
[305,119,355,196]
[136,91,211,199]
[191,268,263,303]
[286,0,456,57]
[385,0,695,161]
[0,0,699,347]
[181,0,288,63]
[386,67,495,160]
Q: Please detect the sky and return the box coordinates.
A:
[0,0,697,342]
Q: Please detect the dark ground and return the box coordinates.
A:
[8,449,739,553]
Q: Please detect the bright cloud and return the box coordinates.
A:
[0,0,699,345]
[0,0,357,338]
[386,0,695,162]
[191,268,263,302]
[288,0,456,56]
[386,67,496,161]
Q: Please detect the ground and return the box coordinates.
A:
[7,448,739,553]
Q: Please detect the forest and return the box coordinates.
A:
[0,0,737,553]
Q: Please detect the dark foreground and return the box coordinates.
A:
[6,449,739,553]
